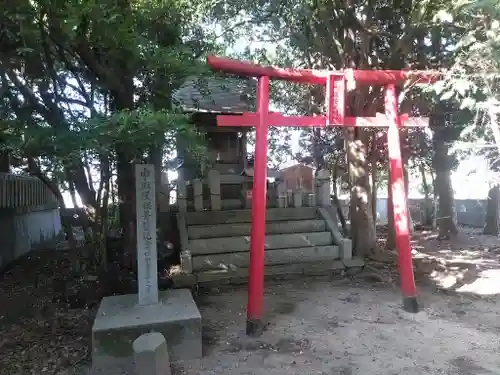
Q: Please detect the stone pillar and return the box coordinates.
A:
[293,191,303,207]
[316,169,331,207]
[278,195,287,208]
[193,178,203,211]
[286,189,293,207]
[133,332,171,375]
[244,189,253,208]
[177,180,187,213]
[135,164,159,306]
[208,170,221,211]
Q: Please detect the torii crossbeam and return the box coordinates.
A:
[207,56,440,336]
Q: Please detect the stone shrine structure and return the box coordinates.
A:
[169,75,361,288]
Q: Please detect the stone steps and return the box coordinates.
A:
[171,257,365,287]
[184,207,318,225]
[187,219,326,239]
[189,231,332,255]
[175,206,359,288]
[192,244,339,272]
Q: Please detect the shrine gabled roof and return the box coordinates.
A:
[173,75,256,113]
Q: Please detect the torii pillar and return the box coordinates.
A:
[208,56,440,336]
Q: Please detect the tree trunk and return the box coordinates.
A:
[371,131,378,231]
[433,131,458,239]
[419,163,432,226]
[431,170,438,230]
[331,165,348,236]
[69,180,79,208]
[403,166,413,233]
[484,185,500,235]
[347,129,377,256]
[97,152,112,269]
[149,145,164,215]
[116,148,136,267]
[0,145,10,172]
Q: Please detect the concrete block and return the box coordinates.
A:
[187,220,326,240]
[177,181,187,213]
[92,289,201,370]
[220,199,243,210]
[133,332,171,375]
[286,189,293,206]
[189,231,333,255]
[192,245,340,271]
[303,260,345,276]
[340,239,353,260]
[195,264,306,285]
[293,191,303,208]
[176,214,189,251]
[193,179,203,211]
[207,170,221,211]
[184,207,318,225]
[278,195,287,208]
[316,169,331,207]
[343,256,365,268]
[171,273,196,288]
[180,250,193,274]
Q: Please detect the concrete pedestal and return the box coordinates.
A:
[91,289,202,370]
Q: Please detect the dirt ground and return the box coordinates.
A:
[2,227,500,375]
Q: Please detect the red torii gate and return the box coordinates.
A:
[207,56,440,336]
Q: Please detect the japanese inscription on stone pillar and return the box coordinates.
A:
[135,164,159,305]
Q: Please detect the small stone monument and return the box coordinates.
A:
[91,164,202,370]
[135,164,159,305]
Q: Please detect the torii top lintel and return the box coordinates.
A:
[207,56,440,86]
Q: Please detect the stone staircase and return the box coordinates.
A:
[172,207,363,287]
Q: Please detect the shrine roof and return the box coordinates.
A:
[173,75,256,113]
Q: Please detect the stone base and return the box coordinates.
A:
[91,289,202,370]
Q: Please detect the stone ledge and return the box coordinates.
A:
[91,289,201,370]
[170,258,365,287]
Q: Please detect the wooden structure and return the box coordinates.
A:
[0,173,61,270]
[0,173,58,209]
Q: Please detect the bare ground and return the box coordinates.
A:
[2,227,500,375]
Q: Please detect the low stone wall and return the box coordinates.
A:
[175,168,331,212]
[0,206,62,269]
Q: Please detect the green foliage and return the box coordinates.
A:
[0,0,221,195]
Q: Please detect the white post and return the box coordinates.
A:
[135,164,159,305]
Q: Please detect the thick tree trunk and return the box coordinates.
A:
[433,131,458,239]
[370,131,378,230]
[419,163,432,226]
[347,129,377,256]
[431,170,438,230]
[484,185,500,235]
[69,181,79,208]
[332,166,348,236]
[403,166,413,233]
[0,145,9,172]
[149,145,164,215]
[116,148,136,266]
